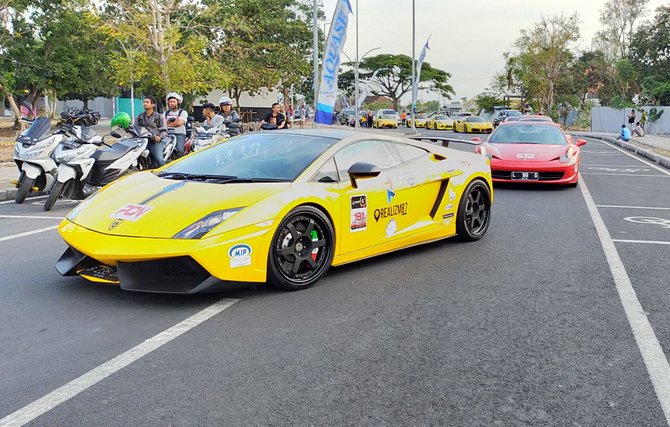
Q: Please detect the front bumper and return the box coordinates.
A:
[490,161,579,184]
[56,220,272,293]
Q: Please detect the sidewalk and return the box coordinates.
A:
[569,131,670,170]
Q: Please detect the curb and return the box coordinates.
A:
[0,188,47,202]
[571,133,670,170]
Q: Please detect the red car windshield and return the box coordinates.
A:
[489,124,567,145]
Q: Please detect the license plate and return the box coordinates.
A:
[511,171,538,180]
[78,265,119,283]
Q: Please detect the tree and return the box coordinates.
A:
[344,54,453,111]
[592,0,649,60]
[0,0,24,125]
[629,5,670,105]
[474,92,504,113]
[503,14,580,114]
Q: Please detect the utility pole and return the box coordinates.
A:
[410,0,416,133]
[313,0,318,127]
[354,0,359,129]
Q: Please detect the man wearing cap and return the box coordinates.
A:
[165,92,188,157]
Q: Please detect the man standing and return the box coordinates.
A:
[640,109,647,131]
[628,109,636,129]
[134,96,169,167]
[218,96,242,136]
[164,92,188,157]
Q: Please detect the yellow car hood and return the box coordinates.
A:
[69,172,288,238]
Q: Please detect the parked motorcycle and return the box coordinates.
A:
[13,117,62,203]
[44,124,152,211]
[185,125,230,153]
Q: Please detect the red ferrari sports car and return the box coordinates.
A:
[473,122,586,187]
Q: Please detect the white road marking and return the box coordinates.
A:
[579,174,670,423]
[580,173,668,177]
[597,205,670,210]
[613,239,670,246]
[582,164,651,168]
[0,225,59,242]
[624,217,670,229]
[593,139,670,176]
[0,298,239,427]
[0,196,47,205]
[0,215,64,220]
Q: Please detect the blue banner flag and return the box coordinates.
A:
[412,36,431,105]
[315,0,352,125]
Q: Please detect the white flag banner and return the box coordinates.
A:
[315,0,352,125]
[412,36,431,107]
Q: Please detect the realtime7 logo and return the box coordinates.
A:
[110,204,153,221]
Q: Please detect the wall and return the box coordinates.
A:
[591,106,670,135]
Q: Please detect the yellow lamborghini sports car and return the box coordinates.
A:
[454,116,494,134]
[373,110,399,129]
[406,115,428,128]
[56,129,493,293]
[427,115,454,130]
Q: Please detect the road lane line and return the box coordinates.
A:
[0,225,59,242]
[592,139,670,176]
[613,239,670,246]
[580,173,669,177]
[0,215,64,220]
[0,196,48,205]
[0,298,239,427]
[579,174,670,423]
[597,205,670,210]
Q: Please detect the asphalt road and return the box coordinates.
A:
[0,130,669,426]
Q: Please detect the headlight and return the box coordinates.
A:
[173,208,245,239]
[559,148,577,164]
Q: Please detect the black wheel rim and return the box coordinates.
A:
[464,186,489,236]
[274,214,330,284]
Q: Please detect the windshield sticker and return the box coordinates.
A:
[229,244,252,268]
[350,195,367,232]
[110,204,152,222]
[385,219,397,238]
[374,203,408,222]
[140,181,187,204]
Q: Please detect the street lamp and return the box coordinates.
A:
[343,47,380,129]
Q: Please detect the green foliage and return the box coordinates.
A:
[648,107,664,123]
[630,6,670,105]
[576,100,595,129]
[474,93,504,113]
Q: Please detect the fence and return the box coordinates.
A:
[591,106,670,135]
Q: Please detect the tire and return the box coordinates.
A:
[15,175,35,204]
[44,180,65,211]
[267,206,335,291]
[456,179,491,242]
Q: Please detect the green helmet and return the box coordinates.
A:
[111,112,131,129]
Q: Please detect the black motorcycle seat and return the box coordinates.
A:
[93,140,141,163]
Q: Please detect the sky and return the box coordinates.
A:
[321,0,668,104]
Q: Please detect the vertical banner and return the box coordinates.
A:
[412,36,431,109]
[315,0,352,125]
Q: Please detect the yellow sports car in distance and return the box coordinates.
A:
[406,114,429,128]
[427,114,454,130]
[373,109,399,129]
[56,129,493,293]
[454,116,494,134]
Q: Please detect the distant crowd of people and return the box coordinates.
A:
[619,108,647,141]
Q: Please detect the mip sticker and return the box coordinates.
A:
[229,244,252,268]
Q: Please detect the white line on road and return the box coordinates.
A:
[613,239,670,245]
[580,173,668,177]
[0,215,64,220]
[597,205,670,210]
[594,139,670,176]
[579,174,670,423]
[0,298,240,427]
[0,196,47,205]
[581,164,651,168]
[0,225,59,242]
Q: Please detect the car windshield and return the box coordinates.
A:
[505,110,522,117]
[159,133,337,182]
[382,110,396,115]
[342,109,354,116]
[380,115,394,119]
[435,115,449,120]
[520,117,553,122]
[489,124,567,145]
[466,117,485,122]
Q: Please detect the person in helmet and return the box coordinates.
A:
[133,95,169,167]
[218,96,242,136]
[165,92,188,157]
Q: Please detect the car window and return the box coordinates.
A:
[311,157,340,183]
[334,140,397,179]
[390,142,429,163]
[490,124,567,145]
[466,117,484,122]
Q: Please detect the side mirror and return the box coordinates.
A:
[110,130,122,138]
[347,162,381,189]
[575,139,587,147]
[471,137,481,143]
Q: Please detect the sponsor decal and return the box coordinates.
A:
[445,203,454,211]
[448,188,456,201]
[350,195,367,232]
[140,181,186,204]
[110,204,152,222]
[374,202,408,222]
[385,219,397,238]
[108,219,124,230]
[443,213,454,225]
[400,174,419,187]
[385,177,396,204]
[229,244,252,268]
[516,153,535,159]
